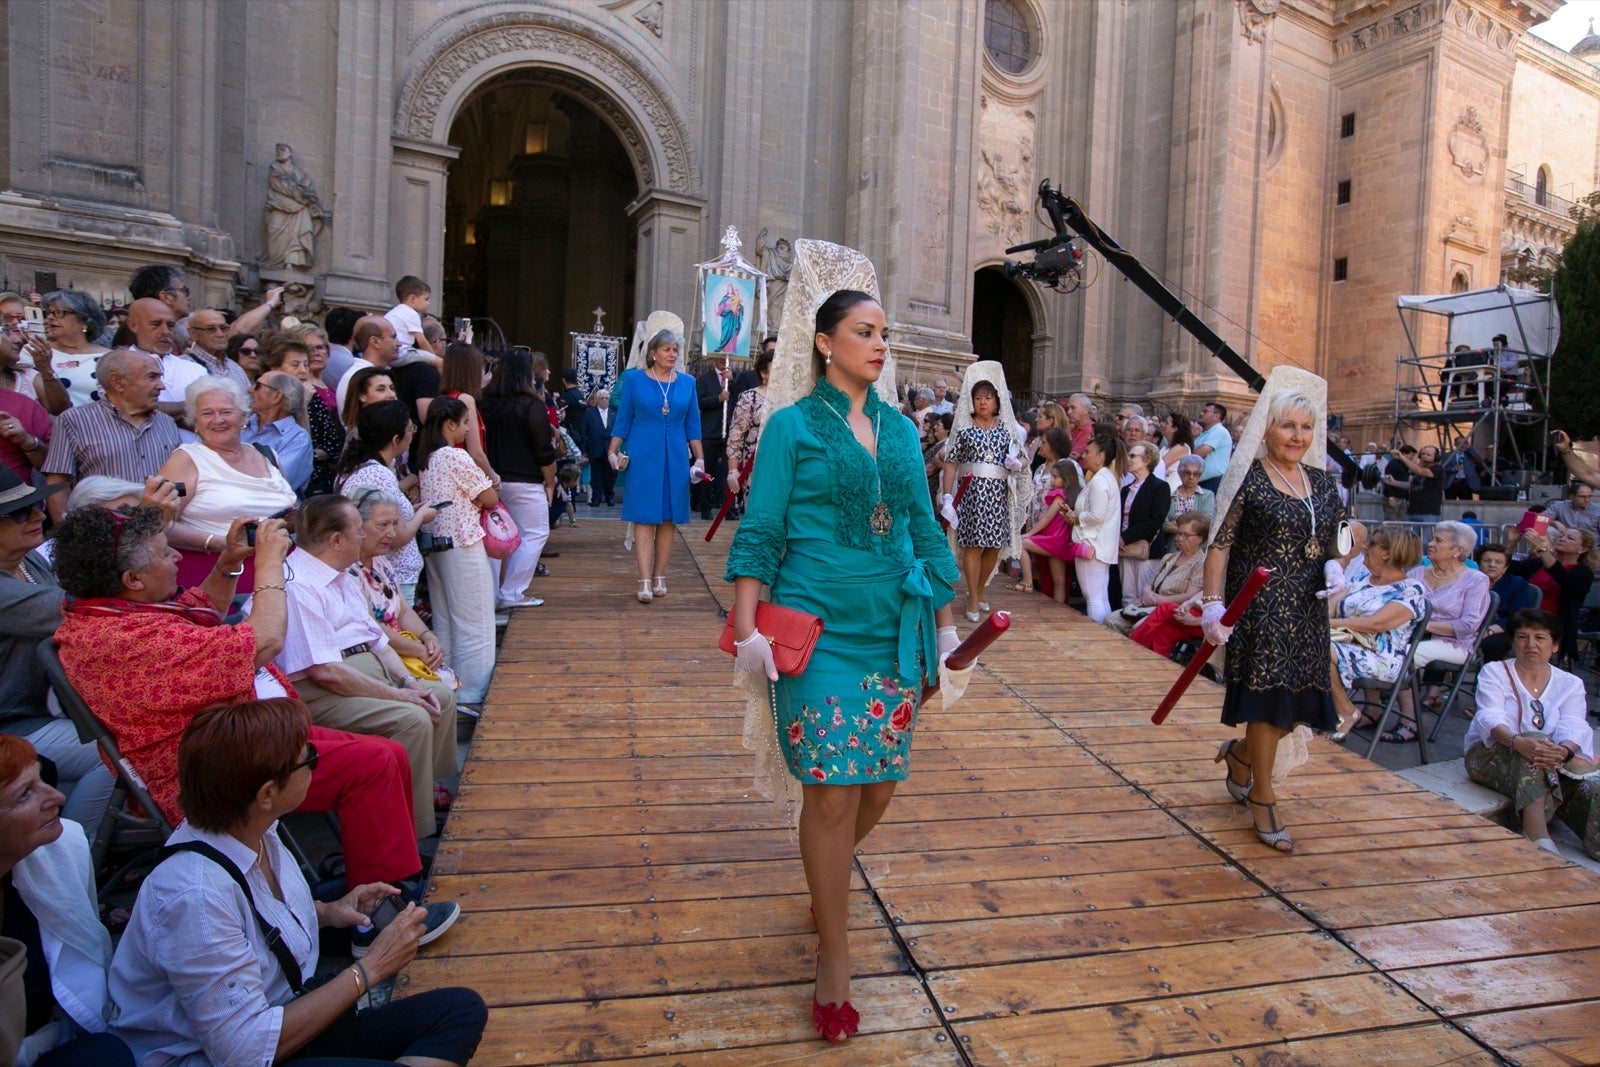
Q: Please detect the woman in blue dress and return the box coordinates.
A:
[727,288,960,1043]
[607,328,704,602]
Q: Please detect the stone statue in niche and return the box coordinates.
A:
[754,227,794,321]
[976,139,1031,248]
[263,143,330,271]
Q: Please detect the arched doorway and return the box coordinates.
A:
[443,74,638,362]
[970,266,1036,394]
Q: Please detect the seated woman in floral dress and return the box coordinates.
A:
[1329,526,1428,740]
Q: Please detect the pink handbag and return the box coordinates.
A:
[479,503,522,561]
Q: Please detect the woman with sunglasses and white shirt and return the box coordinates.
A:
[1464,607,1595,857]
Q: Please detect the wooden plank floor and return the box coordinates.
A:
[402,517,1600,1066]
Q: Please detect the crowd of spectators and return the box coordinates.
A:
[0,268,589,1062]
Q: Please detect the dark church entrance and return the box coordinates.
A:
[443,73,639,365]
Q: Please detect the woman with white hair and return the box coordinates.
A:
[1382,520,1493,742]
[152,376,297,589]
[607,327,705,602]
[1201,381,1346,854]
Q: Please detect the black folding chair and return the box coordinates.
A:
[1424,591,1499,744]
[1354,602,1434,763]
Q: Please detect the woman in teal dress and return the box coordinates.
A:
[727,290,959,1043]
[608,329,704,602]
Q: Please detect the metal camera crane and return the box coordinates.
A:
[1004,180,1360,479]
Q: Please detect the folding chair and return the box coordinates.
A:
[37,640,173,898]
[1574,582,1600,670]
[1355,602,1434,763]
[1424,591,1499,744]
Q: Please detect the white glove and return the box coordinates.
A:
[726,469,742,494]
[607,452,621,471]
[936,625,960,663]
[734,630,778,681]
[1200,600,1233,646]
[939,494,959,529]
[1003,455,1025,472]
[689,460,707,483]
[1315,559,1347,600]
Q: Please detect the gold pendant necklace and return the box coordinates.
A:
[821,399,890,537]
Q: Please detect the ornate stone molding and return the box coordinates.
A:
[1237,0,1280,44]
[1334,0,1520,58]
[1446,107,1488,180]
[395,9,696,195]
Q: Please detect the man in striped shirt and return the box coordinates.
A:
[41,349,181,522]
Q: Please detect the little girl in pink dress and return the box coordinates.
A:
[1023,460,1091,604]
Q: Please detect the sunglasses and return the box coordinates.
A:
[288,742,319,775]
[3,504,44,525]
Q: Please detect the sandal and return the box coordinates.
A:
[1379,717,1418,744]
[636,580,653,604]
[1008,582,1030,593]
[1214,739,1251,804]
[653,577,668,598]
[1247,794,1294,853]
[1330,710,1376,742]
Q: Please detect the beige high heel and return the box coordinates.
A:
[653,576,668,598]
[636,579,653,603]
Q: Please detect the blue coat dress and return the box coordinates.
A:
[613,370,701,525]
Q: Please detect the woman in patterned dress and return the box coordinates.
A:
[1201,387,1346,854]
[1328,526,1427,739]
[941,368,1028,622]
[727,286,959,1042]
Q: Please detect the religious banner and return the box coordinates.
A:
[692,226,767,363]
[569,308,625,398]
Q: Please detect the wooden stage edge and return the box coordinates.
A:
[403,520,1600,1067]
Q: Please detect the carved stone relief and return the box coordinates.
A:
[1237,0,1280,44]
[395,11,696,194]
[974,95,1035,250]
[1447,107,1488,181]
[634,1,663,38]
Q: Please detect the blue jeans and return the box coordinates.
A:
[283,987,487,1066]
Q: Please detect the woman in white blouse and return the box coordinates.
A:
[1065,429,1125,623]
[1464,608,1596,856]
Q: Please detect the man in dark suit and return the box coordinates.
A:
[579,388,618,506]
[695,358,730,519]
[559,368,586,428]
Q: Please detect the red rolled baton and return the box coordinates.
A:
[922,610,1010,703]
[704,452,757,542]
[1150,566,1271,725]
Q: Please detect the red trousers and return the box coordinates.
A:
[303,726,423,886]
[1130,602,1202,659]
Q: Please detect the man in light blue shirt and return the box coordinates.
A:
[1194,400,1233,492]
[242,370,313,495]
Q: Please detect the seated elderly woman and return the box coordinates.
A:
[110,700,485,1066]
[1329,527,1428,741]
[349,486,454,690]
[1464,609,1597,857]
[1162,454,1214,536]
[153,376,298,590]
[1110,512,1209,639]
[1391,520,1493,742]
[48,504,441,894]
[0,735,132,1067]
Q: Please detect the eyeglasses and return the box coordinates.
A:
[2,504,43,525]
[238,345,259,355]
[163,285,191,297]
[42,308,75,321]
[288,742,319,774]
[0,313,25,326]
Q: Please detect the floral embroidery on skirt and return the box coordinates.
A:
[782,672,919,784]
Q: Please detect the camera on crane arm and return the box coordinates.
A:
[1002,181,1086,293]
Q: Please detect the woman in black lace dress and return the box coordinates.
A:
[1200,389,1345,854]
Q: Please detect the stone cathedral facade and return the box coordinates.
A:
[1,0,1594,437]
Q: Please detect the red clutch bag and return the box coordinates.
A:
[718,602,824,676]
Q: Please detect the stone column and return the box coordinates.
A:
[326,0,398,310]
[628,191,705,321]
[386,137,460,313]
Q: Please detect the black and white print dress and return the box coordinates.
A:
[950,423,1014,550]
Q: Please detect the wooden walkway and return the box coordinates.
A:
[404,519,1600,1066]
